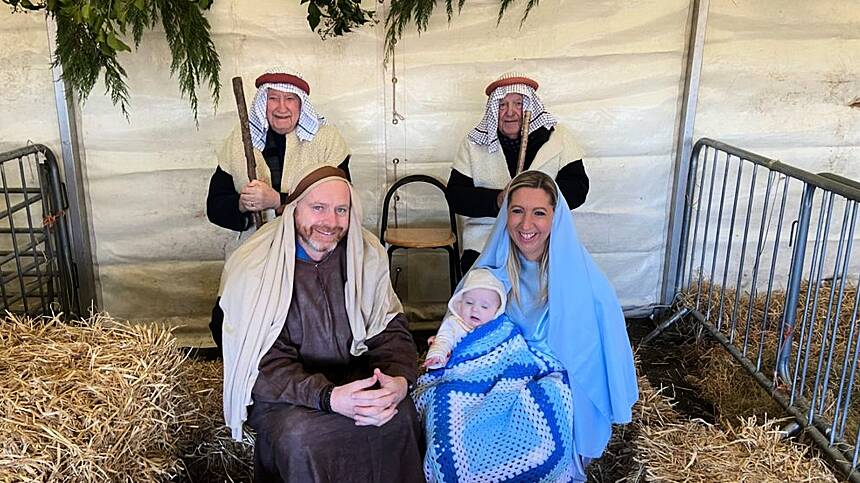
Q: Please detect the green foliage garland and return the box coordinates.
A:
[3,0,376,118]
[302,0,375,39]
[384,0,542,59]
[3,0,543,118]
[4,0,221,119]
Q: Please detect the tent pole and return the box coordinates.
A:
[46,17,99,311]
[660,0,710,312]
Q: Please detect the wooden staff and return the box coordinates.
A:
[231,76,263,229]
[515,110,532,176]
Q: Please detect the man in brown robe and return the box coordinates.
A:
[219,165,424,482]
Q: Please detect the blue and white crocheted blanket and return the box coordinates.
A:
[413,316,577,483]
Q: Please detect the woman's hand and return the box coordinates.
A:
[239,180,280,212]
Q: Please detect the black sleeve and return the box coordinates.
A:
[445,169,502,218]
[206,166,252,231]
[556,160,589,210]
[208,297,224,352]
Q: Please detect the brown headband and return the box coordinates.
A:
[255,73,311,95]
[286,166,349,204]
[484,76,539,96]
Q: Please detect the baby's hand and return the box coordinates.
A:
[422,355,447,369]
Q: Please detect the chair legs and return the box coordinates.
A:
[387,246,402,292]
[443,245,460,293]
[387,245,461,296]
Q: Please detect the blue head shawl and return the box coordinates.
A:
[469,172,638,459]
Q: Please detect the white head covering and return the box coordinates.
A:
[468,72,557,154]
[448,268,507,321]
[249,67,326,151]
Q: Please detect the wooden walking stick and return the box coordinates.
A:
[231,76,263,229]
[515,110,532,176]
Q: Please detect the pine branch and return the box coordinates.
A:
[302,0,376,40]
[385,0,541,60]
[4,0,221,121]
[157,0,221,119]
[383,0,437,61]
[519,0,540,26]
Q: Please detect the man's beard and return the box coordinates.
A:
[296,223,346,255]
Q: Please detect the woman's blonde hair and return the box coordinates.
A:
[505,171,557,306]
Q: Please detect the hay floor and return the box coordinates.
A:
[587,321,838,482]
[0,314,186,481]
[0,315,841,482]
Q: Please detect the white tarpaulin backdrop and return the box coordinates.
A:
[1,1,858,326]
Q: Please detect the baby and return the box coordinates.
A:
[423,268,507,369]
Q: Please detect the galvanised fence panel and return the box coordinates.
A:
[662,138,860,481]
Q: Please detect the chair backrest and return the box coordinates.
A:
[379,174,458,244]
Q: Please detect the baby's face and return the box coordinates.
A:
[454,288,501,326]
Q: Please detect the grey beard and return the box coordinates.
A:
[297,228,343,257]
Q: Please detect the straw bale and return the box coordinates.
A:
[0,313,186,481]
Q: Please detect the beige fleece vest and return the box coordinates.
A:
[450,125,584,252]
[216,123,349,255]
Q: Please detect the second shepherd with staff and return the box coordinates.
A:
[446,72,591,273]
[207,67,351,252]
[206,67,351,350]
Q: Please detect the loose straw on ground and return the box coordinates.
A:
[680,281,860,438]
[622,376,837,482]
[175,358,253,482]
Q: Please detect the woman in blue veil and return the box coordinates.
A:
[415,170,638,482]
[476,170,638,464]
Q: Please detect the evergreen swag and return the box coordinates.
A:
[384,0,541,58]
[4,0,540,117]
[304,0,375,39]
[3,0,373,119]
[4,0,221,119]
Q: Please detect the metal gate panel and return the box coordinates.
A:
[0,145,78,316]
[657,138,860,481]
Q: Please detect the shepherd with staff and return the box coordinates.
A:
[206,67,351,350]
[446,72,591,274]
[206,67,351,246]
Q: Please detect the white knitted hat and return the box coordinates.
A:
[448,268,507,320]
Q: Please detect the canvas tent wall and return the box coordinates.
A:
[1,0,858,326]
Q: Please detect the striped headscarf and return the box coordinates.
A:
[468,72,557,154]
[249,67,326,152]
